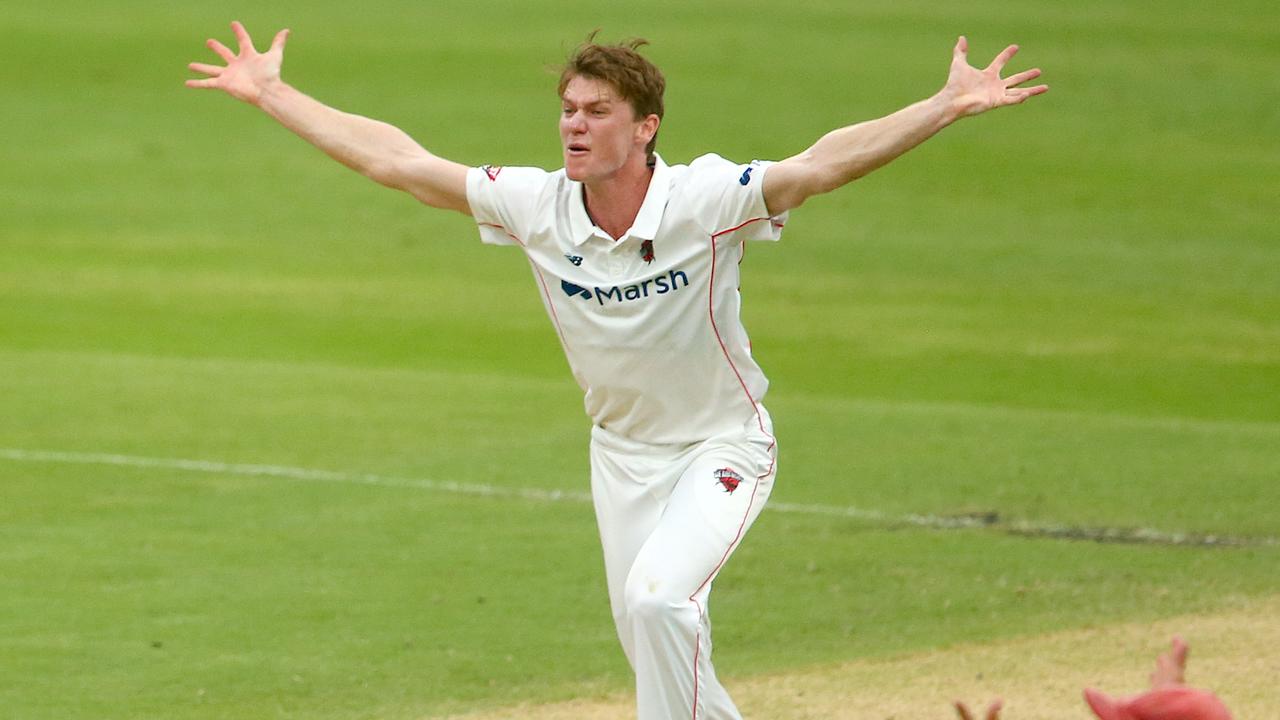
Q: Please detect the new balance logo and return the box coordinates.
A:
[564,254,584,266]
[560,269,691,306]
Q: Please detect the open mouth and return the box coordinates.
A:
[566,143,590,156]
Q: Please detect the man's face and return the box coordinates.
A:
[559,75,656,183]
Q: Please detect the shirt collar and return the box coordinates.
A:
[569,154,671,247]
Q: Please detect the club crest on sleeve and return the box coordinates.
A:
[640,239,655,264]
[482,165,503,181]
[738,166,753,186]
[713,467,744,494]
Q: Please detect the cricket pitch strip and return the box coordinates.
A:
[440,594,1279,719]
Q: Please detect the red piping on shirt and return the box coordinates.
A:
[478,222,574,358]
[687,215,781,719]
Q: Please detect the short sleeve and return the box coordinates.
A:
[684,154,789,242]
[466,165,551,246]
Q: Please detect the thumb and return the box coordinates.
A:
[954,35,968,61]
[270,28,290,54]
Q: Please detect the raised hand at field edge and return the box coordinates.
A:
[954,698,1003,720]
[953,636,1233,720]
[1149,635,1190,689]
[186,20,290,105]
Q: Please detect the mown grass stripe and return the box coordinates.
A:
[5,349,1276,438]
[2,447,1272,549]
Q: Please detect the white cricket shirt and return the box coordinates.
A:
[466,154,788,445]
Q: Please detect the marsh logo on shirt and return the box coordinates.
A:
[560,280,592,300]
[559,269,690,307]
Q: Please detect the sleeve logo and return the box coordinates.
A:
[481,165,503,182]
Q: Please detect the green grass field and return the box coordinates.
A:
[2,1,1278,718]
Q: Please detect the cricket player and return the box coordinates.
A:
[187,22,1047,719]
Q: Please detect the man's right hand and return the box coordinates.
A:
[186,21,289,105]
[184,20,476,215]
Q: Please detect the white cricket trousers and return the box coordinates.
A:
[589,406,777,720]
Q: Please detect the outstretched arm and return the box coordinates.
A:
[763,36,1048,215]
[187,21,470,215]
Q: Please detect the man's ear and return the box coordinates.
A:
[637,114,660,146]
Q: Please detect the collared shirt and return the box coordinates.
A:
[466,154,788,445]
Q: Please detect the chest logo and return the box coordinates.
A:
[640,240,655,264]
[565,254,584,266]
[558,269,691,306]
[560,280,592,300]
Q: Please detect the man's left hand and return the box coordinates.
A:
[943,36,1048,119]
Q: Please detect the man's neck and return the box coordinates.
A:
[583,156,654,241]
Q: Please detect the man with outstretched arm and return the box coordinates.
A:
[188,22,1046,719]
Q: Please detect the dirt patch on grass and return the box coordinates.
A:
[439,594,1279,719]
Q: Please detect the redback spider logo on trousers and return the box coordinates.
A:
[713,467,744,494]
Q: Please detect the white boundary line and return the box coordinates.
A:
[1,448,1273,548]
[0,448,593,504]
